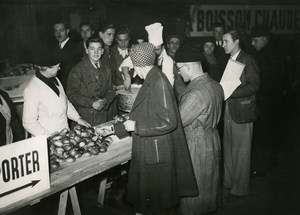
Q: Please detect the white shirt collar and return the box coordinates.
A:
[60,37,70,49]
[117,47,128,58]
[231,49,241,60]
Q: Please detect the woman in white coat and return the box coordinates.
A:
[23,48,90,137]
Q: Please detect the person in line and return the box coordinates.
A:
[212,22,229,73]
[67,36,115,126]
[222,30,260,202]
[200,36,223,82]
[250,25,285,176]
[116,42,198,214]
[0,89,24,146]
[78,22,95,58]
[53,20,82,88]
[23,47,90,137]
[166,34,182,60]
[98,20,117,118]
[176,47,224,215]
[98,20,116,63]
[110,27,132,87]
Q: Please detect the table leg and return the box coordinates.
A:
[97,177,107,208]
[58,190,68,215]
[69,187,81,215]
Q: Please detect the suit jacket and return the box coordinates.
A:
[127,66,198,211]
[67,57,115,126]
[227,50,260,123]
[56,39,82,89]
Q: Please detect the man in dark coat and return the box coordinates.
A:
[250,25,285,176]
[117,42,198,214]
[53,20,82,89]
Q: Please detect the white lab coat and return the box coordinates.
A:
[23,76,80,137]
[157,48,174,86]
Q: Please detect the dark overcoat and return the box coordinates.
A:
[127,66,198,213]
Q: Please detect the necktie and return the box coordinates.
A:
[58,42,62,49]
[94,63,100,80]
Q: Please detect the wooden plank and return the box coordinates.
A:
[0,137,132,215]
[69,187,81,215]
[58,190,68,215]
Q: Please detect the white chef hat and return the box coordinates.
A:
[145,22,164,47]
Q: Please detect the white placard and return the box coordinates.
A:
[220,59,245,100]
[0,136,50,208]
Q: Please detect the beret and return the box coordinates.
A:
[175,47,201,63]
[251,24,270,37]
[35,46,62,67]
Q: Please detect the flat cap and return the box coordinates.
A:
[251,24,270,37]
[175,47,201,63]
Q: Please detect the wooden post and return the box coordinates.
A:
[97,177,108,208]
[58,190,68,215]
[69,187,81,215]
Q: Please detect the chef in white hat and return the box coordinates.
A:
[145,22,175,86]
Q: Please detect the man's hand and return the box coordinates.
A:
[77,118,91,127]
[122,67,132,91]
[124,120,136,132]
[92,98,107,110]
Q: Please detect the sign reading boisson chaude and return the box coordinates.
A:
[190,5,300,36]
[0,136,50,208]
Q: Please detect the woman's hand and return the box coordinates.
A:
[77,118,91,127]
[124,120,136,132]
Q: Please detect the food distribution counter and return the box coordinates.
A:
[0,135,132,215]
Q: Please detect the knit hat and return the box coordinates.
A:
[175,47,201,63]
[251,24,270,37]
[129,42,156,67]
[145,22,164,47]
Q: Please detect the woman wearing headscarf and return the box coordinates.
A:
[23,47,90,137]
[116,42,198,214]
[0,89,24,146]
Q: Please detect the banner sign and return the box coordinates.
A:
[190,5,300,36]
[0,136,50,208]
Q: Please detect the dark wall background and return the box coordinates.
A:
[0,0,299,67]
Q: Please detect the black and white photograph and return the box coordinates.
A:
[0,0,299,214]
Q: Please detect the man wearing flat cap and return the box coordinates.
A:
[250,25,285,177]
[176,47,224,215]
[117,42,198,214]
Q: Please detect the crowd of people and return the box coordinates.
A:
[0,18,290,215]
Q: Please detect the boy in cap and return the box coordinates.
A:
[118,42,198,214]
